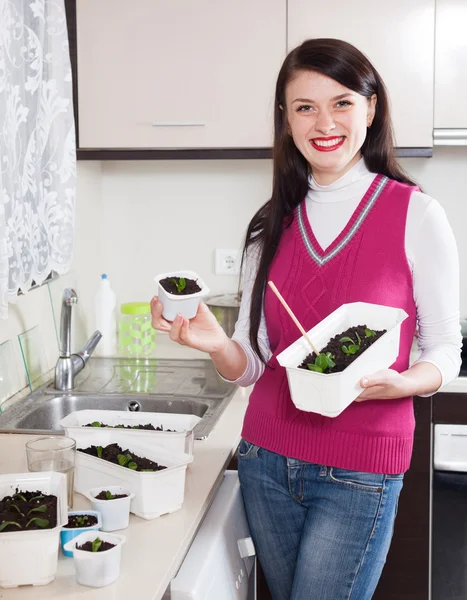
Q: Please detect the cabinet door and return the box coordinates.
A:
[77,0,285,149]
[434,0,467,129]
[287,0,435,148]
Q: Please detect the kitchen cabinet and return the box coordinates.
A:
[373,396,431,600]
[287,0,435,149]
[434,0,467,136]
[75,0,285,150]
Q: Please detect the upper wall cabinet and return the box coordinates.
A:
[434,0,467,140]
[76,0,285,149]
[287,0,435,148]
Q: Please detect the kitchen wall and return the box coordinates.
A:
[73,158,273,332]
[74,147,467,335]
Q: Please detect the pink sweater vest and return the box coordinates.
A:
[241,175,418,474]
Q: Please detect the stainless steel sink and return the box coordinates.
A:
[0,357,237,440]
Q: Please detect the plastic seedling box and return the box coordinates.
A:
[276,302,408,418]
[60,510,102,557]
[0,471,68,588]
[155,270,210,321]
[74,433,193,520]
[60,409,200,455]
[85,486,135,532]
[64,530,126,588]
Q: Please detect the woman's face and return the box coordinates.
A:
[284,70,376,185]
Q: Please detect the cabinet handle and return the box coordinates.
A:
[151,122,206,127]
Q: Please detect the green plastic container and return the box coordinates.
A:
[118,302,156,358]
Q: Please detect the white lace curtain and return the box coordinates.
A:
[0,0,76,318]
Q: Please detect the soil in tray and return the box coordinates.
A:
[159,276,202,296]
[95,490,129,501]
[298,325,386,374]
[64,514,99,528]
[0,489,57,532]
[84,422,176,432]
[78,443,167,472]
[77,539,116,552]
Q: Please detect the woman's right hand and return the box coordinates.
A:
[150,297,230,355]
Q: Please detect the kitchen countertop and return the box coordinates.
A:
[0,335,251,599]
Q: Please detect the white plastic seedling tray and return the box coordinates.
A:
[0,471,68,588]
[154,269,210,321]
[60,409,201,455]
[276,302,408,418]
[74,434,193,520]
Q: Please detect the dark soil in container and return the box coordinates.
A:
[95,490,129,501]
[77,538,116,552]
[85,422,175,432]
[64,514,99,528]
[298,325,386,374]
[78,443,167,472]
[0,489,57,532]
[159,276,202,296]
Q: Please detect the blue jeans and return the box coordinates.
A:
[237,440,404,600]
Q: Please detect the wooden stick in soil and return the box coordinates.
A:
[267,281,320,356]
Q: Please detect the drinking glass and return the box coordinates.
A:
[26,436,76,508]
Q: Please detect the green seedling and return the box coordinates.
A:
[91,537,103,552]
[97,446,103,458]
[340,335,360,355]
[73,515,89,527]
[26,517,49,529]
[365,328,376,338]
[30,495,45,502]
[0,521,21,532]
[170,277,186,293]
[90,421,101,427]
[140,469,155,472]
[117,453,133,467]
[27,505,47,517]
[9,504,25,517]
[105,491,116,500]
[307,352,336,373]
[128,462,138,470]
[13,493,26,502]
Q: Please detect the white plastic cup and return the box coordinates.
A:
[154,270,210,321]
[85,486,135,531]
[63,530,126,588]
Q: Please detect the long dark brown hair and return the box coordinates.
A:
[242,38,418,363]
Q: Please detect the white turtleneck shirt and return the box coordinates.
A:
[229,158,462,392]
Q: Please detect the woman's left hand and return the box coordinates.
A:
[355,369,414,401]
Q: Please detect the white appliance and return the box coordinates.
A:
[165,470,256,599]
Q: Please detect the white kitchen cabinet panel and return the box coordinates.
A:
[434,0,467,130]
[77,0,285,149]
[288,0,435,148]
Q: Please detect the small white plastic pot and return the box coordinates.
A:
[155,270,210,321]
[85,486,135,531]
[64,530,126,588]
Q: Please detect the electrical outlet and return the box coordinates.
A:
[214,249,240,275]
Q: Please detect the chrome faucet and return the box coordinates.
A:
[54,288,102,391]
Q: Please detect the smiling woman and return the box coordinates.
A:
[150,37,461,600]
